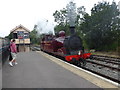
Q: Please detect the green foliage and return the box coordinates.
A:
[5,33,12,40]
[54,24,70,35]
[53,8,67,25]
[53,8,69,34]
[30,25,40,45]
[79,1,120,51]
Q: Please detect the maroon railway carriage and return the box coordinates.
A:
[40,30,91,66]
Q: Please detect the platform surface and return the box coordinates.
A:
[2,51,102,88]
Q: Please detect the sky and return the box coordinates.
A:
[0,0,119,37]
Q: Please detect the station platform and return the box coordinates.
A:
[1,51,109,88]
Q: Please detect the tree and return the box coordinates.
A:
[5,33,12,40]
[53,1,87,35]
[53,8,69,35]
[30,25,40,45]
[53,8,67,25]
[79,1,120,51]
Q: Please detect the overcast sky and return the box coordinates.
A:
[0,0,119,37]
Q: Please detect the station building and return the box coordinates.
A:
[10,24,31,52]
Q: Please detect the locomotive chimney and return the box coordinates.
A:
[70,26,75,35]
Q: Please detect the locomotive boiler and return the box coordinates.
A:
[40,27,91,66]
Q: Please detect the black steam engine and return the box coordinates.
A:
[40,26,91,66]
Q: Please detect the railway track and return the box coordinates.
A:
[92,55,120,62]
[84,60,119,83]
[86,55,120,83]
[86,59,119,71]
[31,47,120,84]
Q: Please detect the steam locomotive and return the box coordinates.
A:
[40,27,91,66]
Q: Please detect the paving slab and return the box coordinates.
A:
[2,51,102,88]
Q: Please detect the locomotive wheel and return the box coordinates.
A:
[77,61,81,67]
[79,58,86,67]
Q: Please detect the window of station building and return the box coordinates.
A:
[24,33,29,38]
[17,31,24,39]
[13,33,18,39]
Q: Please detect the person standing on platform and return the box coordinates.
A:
[9,39,18,67]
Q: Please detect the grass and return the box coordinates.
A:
[92,51,120,58]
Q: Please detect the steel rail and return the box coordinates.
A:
[92,55,120,62]
[82,66,120,84]
[90,58,120,66]
[86,60,120,71]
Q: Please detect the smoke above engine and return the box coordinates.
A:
[35,19,55,35]
[66,1,77,34]
[66,1,77,27]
